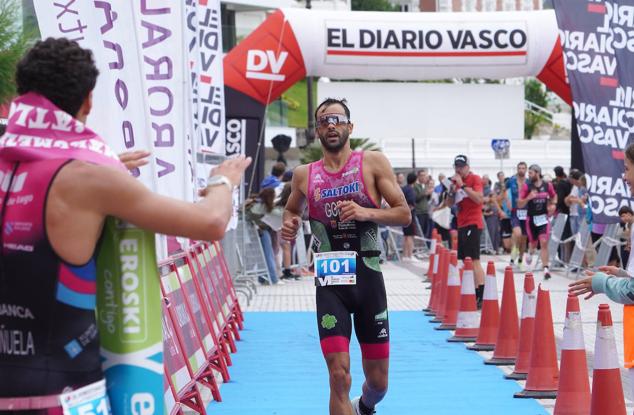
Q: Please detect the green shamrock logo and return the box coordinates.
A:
[321,314,337,330]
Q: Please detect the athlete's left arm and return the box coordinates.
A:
[338,152,411,226]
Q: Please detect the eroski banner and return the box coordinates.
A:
[554,1,634,222]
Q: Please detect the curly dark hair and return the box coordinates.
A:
[16,37,99,116]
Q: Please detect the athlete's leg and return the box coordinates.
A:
[325,352,354,415]
[361,358,389,408]
[317,287,354,415]
[473,259,485,286]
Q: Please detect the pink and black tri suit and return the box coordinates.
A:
[520,180,556,244]
[307,151,389,360]
[0,159,102,402]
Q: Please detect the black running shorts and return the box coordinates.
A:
[316,258,389,360]
[457,225,481,260]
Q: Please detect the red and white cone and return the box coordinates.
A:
[553,295,590,415]
[424,231,439,282]
[484,266,519,365]
[505,272,537,380]
[422,244,438,312]
[514,285,558,399]
[424,243,443,316]
[448,257,479,343]
[590,304,626,415]
[437,251,461,330]
[468,261,500,351]
[430,248,449,324]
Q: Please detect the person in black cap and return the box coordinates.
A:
[518,164,557,280]
[447,154,486,307]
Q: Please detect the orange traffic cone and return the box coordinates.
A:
[450,229,458,251]
[484,266,519,364]
[437,251,461,330]
[468,261,500,351]
[430,248,449,324]
[426,246,445,317]
[422,244,438,312]
[553,295,590,415]
[448,257,479,342]
[514,285,558,399]
[425,232,439,280]
[590,304,626,415]
[505,272,537,380]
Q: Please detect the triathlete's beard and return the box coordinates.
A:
[319,128,350,153]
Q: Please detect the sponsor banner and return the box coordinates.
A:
[97,218,163,415]
[553,1,634,223]
[224,8,564,105]
[185,0,225,190]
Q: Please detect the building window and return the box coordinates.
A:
[464,0,477,11]
[522,0,533,9]
[401,3,409,11]
[438,0,452,12]
[503,0,515,10]
[483,0,496,10]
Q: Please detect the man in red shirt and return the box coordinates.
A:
[448,155,485,307]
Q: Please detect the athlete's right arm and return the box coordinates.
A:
[281,165,307,241]
[71,156,251,241]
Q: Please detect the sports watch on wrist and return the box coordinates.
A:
[206,175,234,191]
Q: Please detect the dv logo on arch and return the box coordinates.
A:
[246,50,288,81]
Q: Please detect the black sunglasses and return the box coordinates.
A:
[317,114,350,128]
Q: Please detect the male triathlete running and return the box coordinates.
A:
[0,38,250,413]
[517,164,557,280]
[507,161,528,269]
[281,98,411,415]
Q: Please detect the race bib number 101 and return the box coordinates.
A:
[314,251,356,286]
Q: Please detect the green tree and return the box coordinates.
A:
[0,0,36,105]
[524,78,550,140]
[300,138,381,164]
[352,0,398,11]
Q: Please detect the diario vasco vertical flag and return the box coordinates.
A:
[553,0,634,223]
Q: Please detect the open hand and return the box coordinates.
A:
[568,271,596,300]
[211,155,252,187]
[119,150,150,171]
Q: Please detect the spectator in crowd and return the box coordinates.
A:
[277,182,300,280]
[414,169,433,239]
[245,187,283,285]
[396,172,405,187]
[401,172,418,261]
[554,166,573,261]
[431,173,451,243]
[482,175,501,252]
[566,169,588,235]
[619,206,634,268]
[447,155,485,308]
[261,161,286,191]
[494,171,505,195]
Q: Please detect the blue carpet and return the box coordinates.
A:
[207,311,548,414]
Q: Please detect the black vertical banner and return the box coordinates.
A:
[553,0,634,223]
